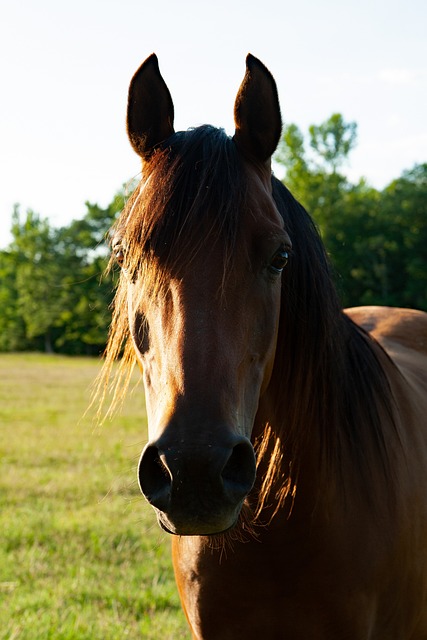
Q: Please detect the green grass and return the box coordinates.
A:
[0,353,189,639]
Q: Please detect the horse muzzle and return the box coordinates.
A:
[138,434,256,535]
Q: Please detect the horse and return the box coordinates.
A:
[101,53,427,638]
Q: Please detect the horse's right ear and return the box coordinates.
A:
[127,54,175,159]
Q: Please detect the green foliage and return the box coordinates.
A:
[309,113,357,173]
[0,190,127,354]
[0,132,425,356]
[0,354,188,639]
[10,208,68,352]
[275,115,426,311]
[378,164,427,309]
[0,248,26,350]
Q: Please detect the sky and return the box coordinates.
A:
[0,0,425,247]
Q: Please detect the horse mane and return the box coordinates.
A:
[256,178,397,517]
[96,124,397,522]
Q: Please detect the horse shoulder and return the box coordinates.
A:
[345,306,427,387]
[340,306,427,637]
[345,306,427,354]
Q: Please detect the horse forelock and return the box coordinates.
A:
[96,125,248,419]
[118,125,247,290]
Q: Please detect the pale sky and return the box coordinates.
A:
[1,0,425,247]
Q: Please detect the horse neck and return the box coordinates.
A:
[256,305,398,521]
[254,306,348,486]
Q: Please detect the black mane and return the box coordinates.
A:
[271,178,396,502]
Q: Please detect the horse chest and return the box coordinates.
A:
[172,507,427,640]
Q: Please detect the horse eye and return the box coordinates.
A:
[268,247,289,275]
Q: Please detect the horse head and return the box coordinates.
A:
[114,54,291,535]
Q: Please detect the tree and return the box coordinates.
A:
[9,207,68,352]
[52,191,125,354]
[379,164,427,310]
[275,115,426,311]
[0,248,28,350]
[309,113,357,174]
[275,114,358,244]
[0,188,126,354]
[276,115,356,199]
[61,189,126,255]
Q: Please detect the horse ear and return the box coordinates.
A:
[127,53,175,159]
[233,54,282,164]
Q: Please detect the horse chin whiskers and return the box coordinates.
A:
[197,500,261,556]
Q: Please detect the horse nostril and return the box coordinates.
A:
[221,440,256,503]
[138,444,172,511]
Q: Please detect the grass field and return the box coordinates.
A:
[0,353,189,639]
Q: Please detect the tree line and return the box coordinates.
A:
[276,114,426,310]
[0,194,125,355]
[0,114,425,354]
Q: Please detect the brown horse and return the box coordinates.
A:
[102,54,427,638]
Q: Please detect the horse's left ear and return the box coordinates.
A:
[233,54,282,164]
[127,53,175,159]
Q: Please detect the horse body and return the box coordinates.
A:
[174,306,427,639]
[105,54,427,638]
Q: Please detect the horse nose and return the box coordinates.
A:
[138,436,256,515]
